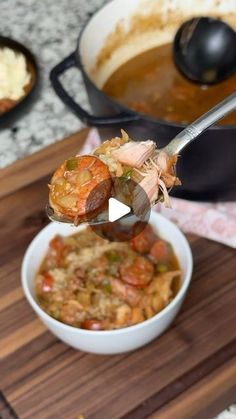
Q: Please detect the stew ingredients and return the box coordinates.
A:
[103,43,236,125]
[49,131,180,224]
[35,222,181,330]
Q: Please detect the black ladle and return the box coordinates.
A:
[173,17,236,84]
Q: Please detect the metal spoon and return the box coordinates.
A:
[46,204,133,226]
[46,92,236,225]
[173,17,236,84]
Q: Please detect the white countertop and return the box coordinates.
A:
[0,0,106,168]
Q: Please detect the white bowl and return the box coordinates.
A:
[21,211,193,354]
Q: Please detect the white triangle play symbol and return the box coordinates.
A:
[108,197,131,222]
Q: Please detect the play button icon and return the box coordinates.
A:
[86,175,151,241]
[108,197,131,222]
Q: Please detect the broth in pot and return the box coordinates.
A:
[103,43,236,125]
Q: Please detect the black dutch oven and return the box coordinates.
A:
[50,0,236,201]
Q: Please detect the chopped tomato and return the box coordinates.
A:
[81,319,104,330]
[41,273,54,292]
[150,240,169,262]
[120,255,154,288]
[49,235,65,264]
[131,221,156,253]
[50,235,64,251]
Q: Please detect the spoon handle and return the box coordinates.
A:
[164,92,236,155]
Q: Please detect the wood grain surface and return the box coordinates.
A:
[0,129,236,419]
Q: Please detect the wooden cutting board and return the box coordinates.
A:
[0,128,236,419]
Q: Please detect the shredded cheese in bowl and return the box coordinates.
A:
[0,47,30,101]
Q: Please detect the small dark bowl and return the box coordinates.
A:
[0,36,39,129]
